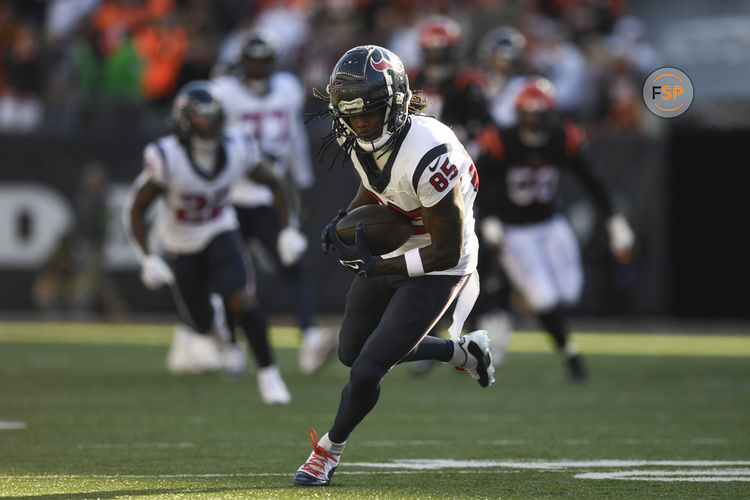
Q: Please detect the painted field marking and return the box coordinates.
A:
[344,459,750,482]
[5,463,750,483]
[346,458,750,470]
[576,469,750,482]
[0,421,26,430]
[347,459,750,470]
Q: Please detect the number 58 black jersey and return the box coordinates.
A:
[476,121,613,225]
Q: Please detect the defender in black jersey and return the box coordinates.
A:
[477,77,635,380]
[411,16,493,146]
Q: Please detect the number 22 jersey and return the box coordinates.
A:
[140,131,259,254]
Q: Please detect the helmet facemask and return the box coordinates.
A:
[334,93,410,153]
[240,32,277,94]
[327,46,412,155]
[172,81,225,150]
[418,16,462,85]
[515,78,556,146]
[479,26,526,77]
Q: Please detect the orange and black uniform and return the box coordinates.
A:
[411,67,493,134]
[476,121,614,225]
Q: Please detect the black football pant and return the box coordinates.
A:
[234,205,314,330]
[328,273,469,444]
[166,230,273,367]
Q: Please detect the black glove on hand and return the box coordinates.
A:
[325,221,378,276]
[321,209,348,254]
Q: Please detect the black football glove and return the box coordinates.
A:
[321,209,348,254]
[325,221,378,276]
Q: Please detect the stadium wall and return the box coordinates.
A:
[0,126,687,317]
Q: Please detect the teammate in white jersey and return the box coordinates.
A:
[122,81,292,405]
[212,31,334,375]
[293,46,495,487]
[478,26,530,128]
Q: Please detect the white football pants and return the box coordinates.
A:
[500,214,583,313]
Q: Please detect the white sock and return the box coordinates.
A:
[449,340,468,366]
[318,432,345,457]
[563,343,579,358]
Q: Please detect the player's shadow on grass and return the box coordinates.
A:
[2,486,254,499]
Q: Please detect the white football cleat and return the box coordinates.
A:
[455,330,495,387]
[294,429,340,486]
[257,365,291,405]
[166,324,223,375]
[221,342,248,378]
[298,327,336,375]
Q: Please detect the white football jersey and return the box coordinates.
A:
[141,132,260,253]
[488,75,527,127]
[212,72,313,208]
[349,115,479,276]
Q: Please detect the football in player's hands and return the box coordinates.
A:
[335,204,413,255]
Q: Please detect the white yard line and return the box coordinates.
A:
[576,469,750,482]
[348,459,750,470]
[0,421,26,430]
[6,460,750,483]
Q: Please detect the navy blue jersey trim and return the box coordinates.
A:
[412,143,451,193]
[154,141,169,183]
[354,119,412,193]
[183,136,228,181]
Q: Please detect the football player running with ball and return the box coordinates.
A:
[123,81,293,405]
[293,46,494,487]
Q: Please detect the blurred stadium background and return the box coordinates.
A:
[1,1,750,498]
[1,0,749,323]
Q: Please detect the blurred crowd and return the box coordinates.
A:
[0,0,659,135]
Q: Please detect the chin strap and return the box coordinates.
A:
[356,130,393,152]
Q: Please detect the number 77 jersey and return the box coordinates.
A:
[348,115,479,276]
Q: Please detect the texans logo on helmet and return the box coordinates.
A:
[370,53,392,72]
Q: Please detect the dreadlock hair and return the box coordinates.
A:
[307,88,429,168]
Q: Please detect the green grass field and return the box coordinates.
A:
[1,322,749,499]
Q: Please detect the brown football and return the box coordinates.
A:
[335,204,414,255]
